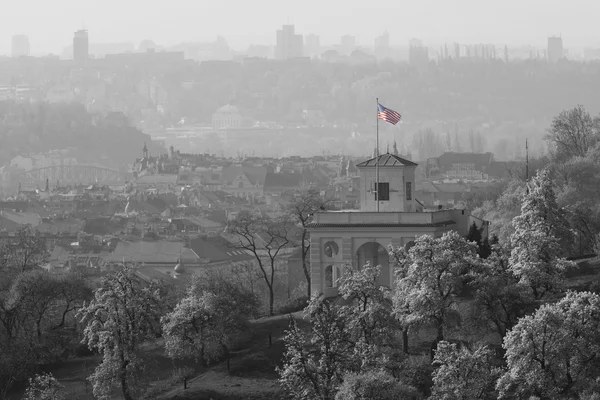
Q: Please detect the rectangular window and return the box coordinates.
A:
[406,182,412,200]
[375,182,390,201]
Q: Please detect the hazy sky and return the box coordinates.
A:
[3,0,600,55]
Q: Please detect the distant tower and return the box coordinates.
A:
[393,141,399,156]
[504,45,508,63]
[547,36,564,63]
[73,29,89,61]
[45,178,49,192]
[143,142,148,158]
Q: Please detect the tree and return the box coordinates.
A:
[545,105,600,163]
[509,169,575,299]
[279,266,398,400]
[393,232,478,345]
[497,291,600,399]
[466,221,492,259]
[335,370,419,400]
[430,341,500,400]
[77,267,162,400]
[279,300,353,400]
[0,227,48,275]
[287,188,334,298]
[227,212,293,316]
[161,274,258,365]
[23,372,66,400]
[336,265,402,373]
[470,243,534,339]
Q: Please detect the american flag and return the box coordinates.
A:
[377,103,402,125]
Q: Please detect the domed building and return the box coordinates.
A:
[211,104,253,129]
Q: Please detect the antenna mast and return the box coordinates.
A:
[525,138,529,182]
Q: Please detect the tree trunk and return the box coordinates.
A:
[402,327,409,354]
[120,363,133,400]
[268,285,275,316]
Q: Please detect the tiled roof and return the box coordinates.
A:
[307,221,456,228]
[189,236,253,264]
[356,153,418,168]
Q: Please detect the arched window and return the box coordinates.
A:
[325,265,333,288]
[324,241,339,258]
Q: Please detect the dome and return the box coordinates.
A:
[215,104,239,114]
[174,258,185,274]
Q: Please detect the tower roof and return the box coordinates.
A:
[356,153,418,168]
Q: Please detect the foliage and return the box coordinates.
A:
[227,211,294,316]
[497,291,600,399]
[509,169,576,299]
[279,266,406,399]
[279,300,352,400]
[470,243,535,339]
[466,221,492,259]
[286,188,334,298]
[0,101,158,167]
[393,231,478,342]
[278,295,309,315]
[23,372,65,400]
[430,341,501,400]
[0,229,91,396]
[335,370,420,400]
[162,273,258,364]
[336,264,402,372]
[545,105,600,163]
[77,267,163,400]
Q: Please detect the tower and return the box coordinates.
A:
[73,29,89,61]
[143,142,148,159]
[306,153,477,298]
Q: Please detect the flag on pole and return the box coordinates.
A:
[377,103,402,125]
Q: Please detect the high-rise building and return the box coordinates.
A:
[547,36,563,63]
[374,31,390,48]
[11,34,30,57]
[304,34,320,58]
[275,25,303,60]
[73,29,89,61]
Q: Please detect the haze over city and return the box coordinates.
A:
[2,1,600,399]
[3,0,600,55]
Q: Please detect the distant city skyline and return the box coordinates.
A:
[3,0,600,56]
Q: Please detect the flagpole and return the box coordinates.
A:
[376,97,380,212]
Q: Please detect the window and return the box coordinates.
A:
[325,265,333,288]
[375,182,390,201]
[406,182,412,200]
[324,241,339,258]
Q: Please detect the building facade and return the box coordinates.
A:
[73,29,89,61]
[275,25,303,60]
[547,36,564,63]
[307,153,483,298]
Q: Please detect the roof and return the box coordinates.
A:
[220,165,267,186]
[105,241,198,263]
[135,174,179,185]
[0,210,42,227]
[436,152,494,167]
[356,153,418,168]
[307,221,456,229]
[189,236,253,264]
[214,104,240,114]
[264,172,303,188]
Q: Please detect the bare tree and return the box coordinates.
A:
[545,105,600,162]
[227,212,293,316]
[287,189,334,298]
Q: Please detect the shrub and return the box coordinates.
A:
[277,296,309,315]
[335,370,420,400]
